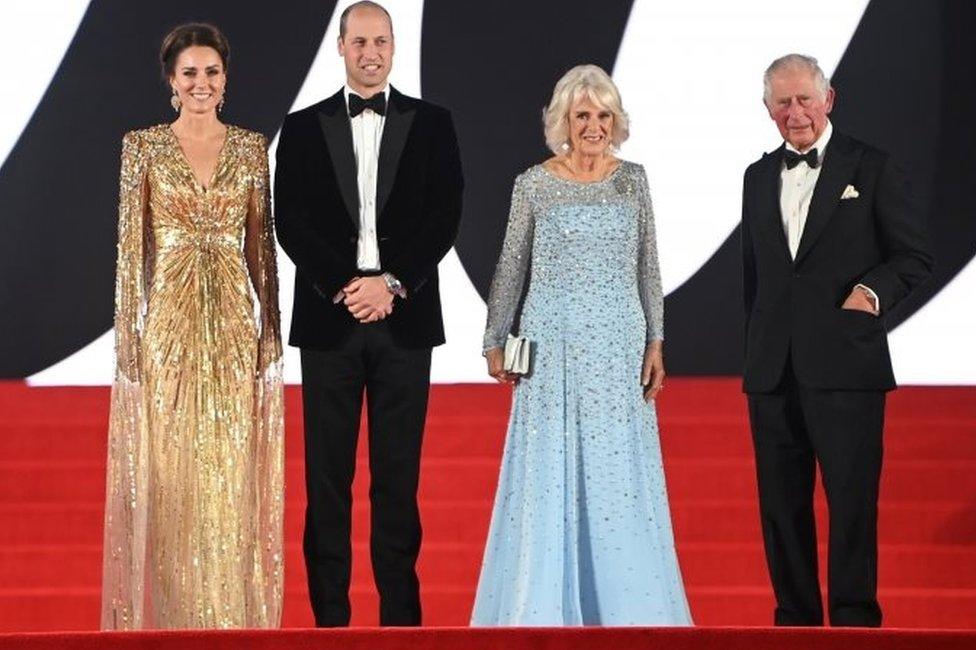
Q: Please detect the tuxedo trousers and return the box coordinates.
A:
[300,321,431,627]
[747,358,885,627]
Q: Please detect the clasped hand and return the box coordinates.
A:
[343,276,393,323]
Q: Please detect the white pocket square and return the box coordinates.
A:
[841,184,860,200]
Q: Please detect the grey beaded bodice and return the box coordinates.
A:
[483,161,664,351]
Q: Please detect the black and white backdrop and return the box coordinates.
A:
[1,0,973,384]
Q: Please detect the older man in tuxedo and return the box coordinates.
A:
[740,54,932,626]
[274,1,463,627]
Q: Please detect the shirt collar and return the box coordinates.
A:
[785,119,832,164]
[343,84,390,110]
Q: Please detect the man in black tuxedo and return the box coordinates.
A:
[273,1,463,626]
[741,54,932,627]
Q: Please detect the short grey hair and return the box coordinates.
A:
[543,64,630,154]
[339,1,393,39]
[763,53,830,105]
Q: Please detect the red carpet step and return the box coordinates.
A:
[0,380,973,632]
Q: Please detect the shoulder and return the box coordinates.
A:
[611,160,650,197]
[831,131,890,169]
[745,145,780,179]
[229,125,269,150]
[282,91,343,127]
[285,101,325,121]
[281,105,319,133]
[120,125,170,165]
[122,124,170,147]
[393,90,454,127]
[616,159,646,179]
[416,98,453,121]
[513,163,549,191]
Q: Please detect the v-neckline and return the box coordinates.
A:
[168,124,231,192]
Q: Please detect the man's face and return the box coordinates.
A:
[766,67,834,151]
[338,7,394,96]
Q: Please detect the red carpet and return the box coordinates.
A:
[1,627,975,650]
[0,379,974,638]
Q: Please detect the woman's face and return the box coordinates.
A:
[170,45,226,115]
[567,95,613,157]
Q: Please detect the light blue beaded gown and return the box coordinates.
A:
[471,162,692,626]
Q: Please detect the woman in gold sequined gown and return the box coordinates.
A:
[101,24,284,629]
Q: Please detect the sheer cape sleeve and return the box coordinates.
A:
[483,173,534,352]
[244,133,285,626]
[101,130,151,629]
[635,166,664,343]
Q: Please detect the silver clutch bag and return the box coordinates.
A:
[503,334,531,375]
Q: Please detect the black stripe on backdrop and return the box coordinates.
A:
[421,0,636,300]
[662,0,976,374]
[0,1,334,377]
[1,1,973,378]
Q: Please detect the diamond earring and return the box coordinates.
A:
[170,90,181,112]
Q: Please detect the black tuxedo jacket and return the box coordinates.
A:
[741,131,933,392]
[274,88,463,350]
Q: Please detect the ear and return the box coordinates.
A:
[823,86,836,114]
[763,97,775,120]
[337,35,345,56]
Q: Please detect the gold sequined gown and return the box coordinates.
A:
[101,124,284,629]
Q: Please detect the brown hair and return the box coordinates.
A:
[159,23,230,80]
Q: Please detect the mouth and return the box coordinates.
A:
[582,134,605,143]
[361,63,383,73]
[189,92,213,102]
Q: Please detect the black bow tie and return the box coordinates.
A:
[348,93,386,117]
[784,148,819,170]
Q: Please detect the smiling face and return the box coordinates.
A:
[170,45,226,115]
[338,5,394,97]
[567,94,614,157]
[765,65,834,151]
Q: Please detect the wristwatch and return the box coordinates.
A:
[382,272,406,299]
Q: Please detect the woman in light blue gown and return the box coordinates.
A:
[471,65,692,627]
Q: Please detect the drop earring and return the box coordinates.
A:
[218,94,225,113]
[170,89,181,112]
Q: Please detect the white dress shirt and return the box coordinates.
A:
[779,120,879,313]
[344,84,389,271]
[780,120,832,260]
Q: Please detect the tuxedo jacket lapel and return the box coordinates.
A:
[317,90,359,227]
[793,133,862,265]
[376,88,415,219]
[757,145,792,264]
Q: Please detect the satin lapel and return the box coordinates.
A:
[376,88,415,219]
[317,91,359,227]
[793,134,862,265]
[756,146,791,264]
